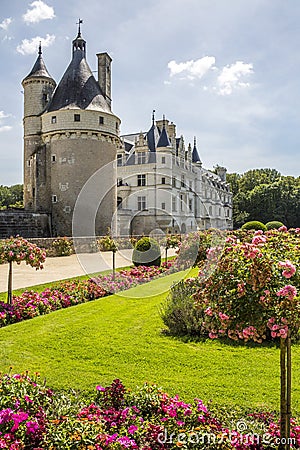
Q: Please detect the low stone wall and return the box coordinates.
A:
[0,210,51,239]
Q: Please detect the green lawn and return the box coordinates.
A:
[1,271,300,414]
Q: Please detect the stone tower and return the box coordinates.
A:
[22,24,121,237]
[22,43,56,212]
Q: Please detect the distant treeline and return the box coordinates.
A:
[0,184,23,209]
[226,169,300,229]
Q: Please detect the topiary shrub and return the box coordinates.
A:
[241,221,267,231]
[132,237,161,267]
[266,221,285,230]
[49,237,73,256]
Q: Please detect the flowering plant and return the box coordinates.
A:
[193,229,300,342]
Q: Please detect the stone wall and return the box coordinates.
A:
[0,210,51,239]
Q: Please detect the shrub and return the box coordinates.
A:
[241,221,267,231]
[49,237,73,256]
[160,279,205,336]
[132,237,161,267]
[266,220,285,230]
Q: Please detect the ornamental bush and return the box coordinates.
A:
[241,220,267,231]
[132,237,161,267]
[50,237,73,256]
[162,229,300,343]
[265,220,285,230]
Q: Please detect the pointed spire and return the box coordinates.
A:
[192,136,202,164]
[73,19,86,57]
[152,109,155,125]
[157,115,171,148]
[23,44,54,81]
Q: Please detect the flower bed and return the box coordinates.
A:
[0,262,176,329]
[0,372,299,449]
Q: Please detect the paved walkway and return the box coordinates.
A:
[0,249,134,292]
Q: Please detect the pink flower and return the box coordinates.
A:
[26,420,39,434]
[277,285,297,301]
[205,307,213,316]
[219,312,229,321]
[279,260,296,279]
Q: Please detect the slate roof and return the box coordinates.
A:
[157,125,171,148]
[192,138,201,164]
[47,32,110,112]
[23,46,54,81]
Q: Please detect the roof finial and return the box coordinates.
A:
[38,41,42,56]
[152,109,155,125]
[163,114,166,128]
[77,18,83,37]
[193,136,197,148]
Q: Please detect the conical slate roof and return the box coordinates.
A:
[23,45,54,81]
[192,137,201,163]
[47,31,110,112]
[157,125,171,148]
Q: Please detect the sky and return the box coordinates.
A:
[0,0,299,185]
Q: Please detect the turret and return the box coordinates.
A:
[22,44,56,211]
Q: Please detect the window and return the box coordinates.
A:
[117,197,122,209]
[116,121,119,131]
[172,177,176,188]
[137,174,146,186]
[161,202,166,210]
[26,160,31,167]
[52,195,57,203]
[209,206,213,216]
[162,156,166,164]
[161,177,166,185]
[189,199,193,211]
[172,197,177,212]
[99,116,104,125]
[51,116,57,124]
[181,175,185,188]
[137,152,146,164]
[117,178,123,186]
[51,154,56,163]
[189,181,193,191]
[137,196,146,210]
[117,154,123,166]
[180,194,184,211]
[74,114,80,122]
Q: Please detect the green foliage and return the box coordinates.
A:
[241,220,267,231]
[160,279,205,336]
[227,169,300,228]
[132,237,161,267]
[0,184,23,209]
[49,237,73,256]
[266,221,285,230]
[97,234,118,252]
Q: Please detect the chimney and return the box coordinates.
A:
[97,52,112,108]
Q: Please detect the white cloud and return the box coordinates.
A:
[217,61,254,95]
[168,56,216,80]
[0,18,12,30]
[0,111,12,133]
[23,0,55,24]
[17,34,55,55]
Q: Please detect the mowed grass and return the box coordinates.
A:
[1,271,300,414]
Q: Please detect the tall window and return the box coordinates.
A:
[181,175,185,188]
[117,154,123,166]
[172,177,176,188]
[172,197,177,212]
[180,194,184,211]
[137,152,146,164]
[161,202,166,210]
[161,177,166,184]
[99,116,104,125]
[138,196,146,210]
[161,156,166,164]
[189,199,193,211]
[137,174,146,186]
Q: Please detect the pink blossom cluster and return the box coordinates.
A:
[278,260,296,278]
[276,284,298,301]
[267,317,289,339]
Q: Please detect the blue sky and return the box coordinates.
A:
[0,0,299,185]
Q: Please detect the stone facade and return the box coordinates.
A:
[116,117,233,235]
[22,29,120,237]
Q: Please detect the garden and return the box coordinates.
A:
[0,227,299,448]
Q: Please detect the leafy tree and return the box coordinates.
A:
[0,184,23,209]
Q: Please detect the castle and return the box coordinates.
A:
[20,24,232,238]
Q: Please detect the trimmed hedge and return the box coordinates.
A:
[132,237,161,267]
[265,221,285,230]
[241,220,267,231]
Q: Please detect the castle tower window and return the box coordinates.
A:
[172,177,176,188]
[172,197,177,212]
[117,197,122,209]
[51,116,57,124]
[161,202,166,210]
[26,160,31,167]
[137,152,146,164]
[137,196,146,210]
[99,116,104,125]
[137,174,146,186]
[117,154,123,166]
[52,195,57,203]
[181,175,185,188]
[161,177,166,184]
[189,199,193,211]
[51,154,56,162]
[116,121,119,131]
[161,156,166,164]
[74,114,80,122]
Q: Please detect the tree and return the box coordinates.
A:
[0,237,46,303]
[0,184,23,209]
